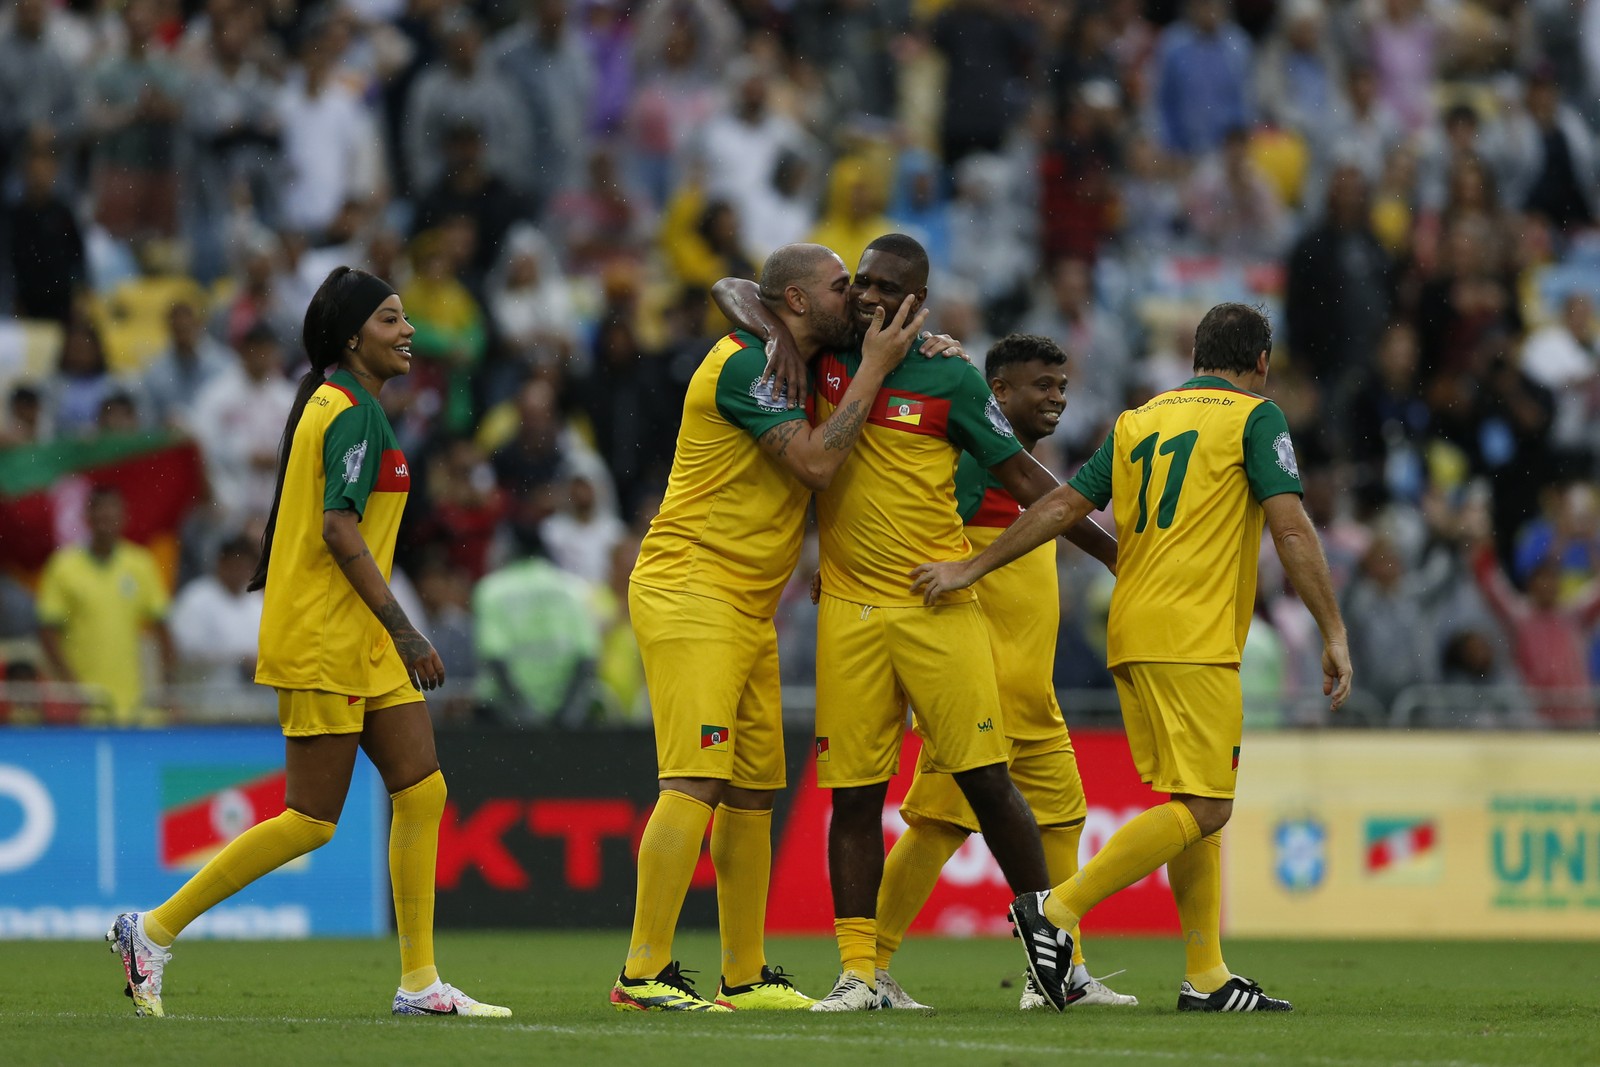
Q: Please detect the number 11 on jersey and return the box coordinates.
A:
[1129,429,1198,533]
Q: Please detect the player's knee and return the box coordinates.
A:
[284,808,338,850]
[1179,796,1233,836]
[952,763,1012,807]
[830,786,884,827]
[659,777,724,808]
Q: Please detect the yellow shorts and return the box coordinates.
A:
[629,583,785,790]
[1113,661,1243,799]
[814,593,1007,788]
[901,732,1087,834]
[277,682,422,737]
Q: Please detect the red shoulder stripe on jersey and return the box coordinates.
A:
[325,381,358,406]
[968,485,1024,529]
[374,448,411,492]
[727,332,750,350]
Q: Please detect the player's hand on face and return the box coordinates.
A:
[917,331,971,363]
[862,297,930,370]
[1323,641,1352,712]
[761,329,810,409]
[909,560,973,605]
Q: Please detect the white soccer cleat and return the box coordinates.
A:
[874,969,933,1010]
[1072,975,1138,1006]
[392,980,513,1017]
[107,912,171,1018]
[1019,971,1050,1011]
[809,973,880,1012]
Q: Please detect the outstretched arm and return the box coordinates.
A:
[1262,493,1351,711]
[989,450,1117,573]
[911,482,1100,603]
[323,508,444,691]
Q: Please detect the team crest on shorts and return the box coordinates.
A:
[1232,745,1241,770]
[815,737,830,762]
[701,724,730,751]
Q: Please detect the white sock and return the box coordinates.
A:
[1071,963,1091,988]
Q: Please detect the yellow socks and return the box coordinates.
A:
[146,807,336,945]
[1041,822,1087,967]
[834,917,877,984]
[875,817,967,970]
[710,804,772,988]
[1044,801,1201,930]
[1170,829,1230,992]
[625,790,713,980]
[390,770,447,992]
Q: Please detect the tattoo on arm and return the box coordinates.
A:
[375,596,429,661]
[336,546,371,568]
[759,419,804,457]
[822,400,867,451]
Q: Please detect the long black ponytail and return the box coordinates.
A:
[248,267,393,591]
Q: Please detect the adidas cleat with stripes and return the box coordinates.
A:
[107,912,171,1018]
[611,961,730,1012]
[392,980,512,1017]
[1008,891,1072,1013]
[1177,975,1292,1013]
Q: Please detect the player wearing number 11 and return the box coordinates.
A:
[911,303,1353,1014]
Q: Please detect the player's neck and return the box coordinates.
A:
[1195,367,1262,393]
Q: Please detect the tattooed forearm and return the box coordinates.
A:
[376,596,430,661]
[336,546,372,568]
[822,400,868,451]
[759,419,804,457]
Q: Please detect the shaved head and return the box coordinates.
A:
[759,243,841,305]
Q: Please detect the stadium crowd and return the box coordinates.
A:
[2,0,1599,729]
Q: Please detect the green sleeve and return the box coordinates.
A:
[946,361,1023,469]
[953,452,987,523]
[713,337,808,438]
[323,405,385,517]
[1067,428,1116,509]
[1243,401,1304,501]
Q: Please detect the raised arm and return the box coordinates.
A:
[911,482,1101,603]
[712,277,809,409]
[1262,492,1352,710]
[754,299,927,491]
[323,508,444,691]
[989,450,1117,573]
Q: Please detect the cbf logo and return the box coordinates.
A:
[1273,816,1326,892]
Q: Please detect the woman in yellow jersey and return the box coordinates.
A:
[107,267,510,1020]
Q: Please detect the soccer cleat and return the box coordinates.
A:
[392,980,512,1017]
[808,973,880,1012]
[107,912,171,1018]
[715,964,813,1009]
[1177,975,1293,1013]
[874,969,933,1011]
[1008,891,1072,1013]
[611,961,731,1012]
[1071,972,1139,1007]
[1019,972,1050,1011]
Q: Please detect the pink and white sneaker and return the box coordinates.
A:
[106,912,172,1017]
[391,980,512,1017]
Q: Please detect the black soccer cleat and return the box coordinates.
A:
[1008,891,1074,1013]
[1177,975,1293,1012]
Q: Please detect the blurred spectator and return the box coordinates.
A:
[0,660,79,726]
[98,390,141,435]
[574,305,682,512]
[1415,103,1506,218]
[1416,217,1520,416]
[413,437,506,581]
[0,0,86,189]
[946,154,1034,331]
[808,156,894,282]
[1039,82,1121,265]
[276,18,381,239]
[1502,70,1597,233]
[1182,127,1291,260]
[1347,322,1431,499]
[661,185,756,299]
[1341,534,1446,708]
[932,0,1034,164]
[1152,0,1254,157]
[486,224,580,374]
[37,486,174,723]
[397,229,487,443]
[626,0,737,206]
[594,534,646,723]
[1468,502,1600,726]
[490,378,577,539]
[692,58,813,240]
[1321,63,1406,191]
[744,149,817,262]
[1520,291,1600,470]
[7,142,85,324]
[190,323,295,529]
[136,299,235,432]
[1253,0,1347,153]
[0,571,38,641]
[214,231,305,351]
[406,9,533,199]
[887,149,951,270]
[413,551,478,724]
[42,314,117,439]
[411,122,531,287]
[167,533,262,706]
[1,384,46,446]
[542,472,626,586]
[543,145,654,276]
[88,0,185,240]
[1512,482,1600,594]
[1019,258,1131,443]
[1115,132,1185,253]
[1363,0,1440,133]
[489,0,596,209]
[1284,165,1394,406]
[473,529,600,726]
[1435,626,1528,727]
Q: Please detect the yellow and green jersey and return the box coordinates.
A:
[630,331,810,619]
[1068,375,1302,667]
[255,368,413,695]
[813,347,1022,607]
[36,540,169,719]
[955,453,1064,740]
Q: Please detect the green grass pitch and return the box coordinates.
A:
[8,932,1597,1066]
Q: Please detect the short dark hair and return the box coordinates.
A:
[758,243,835,305]
[985,333,1068,380]
[863,233,929,285]
[1193,303,1272,375]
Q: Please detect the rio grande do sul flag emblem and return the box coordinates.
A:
[886,396,925,425]
[701,724,730,751]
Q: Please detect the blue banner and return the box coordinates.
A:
[0,728,385,939]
